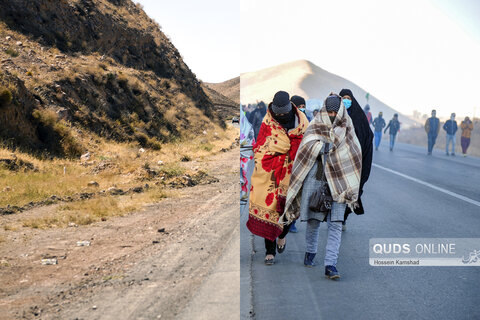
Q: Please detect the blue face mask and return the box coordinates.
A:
[343,99,352,109]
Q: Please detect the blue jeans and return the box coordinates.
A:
[389,133,397,150]
[305,202,346,266]
[446,134,455,154]
[374,131,382,149]
[427,133,437,153]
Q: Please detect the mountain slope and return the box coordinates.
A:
[241,60,417,128]
[201,84,237,119]
[205,77,239,104]
[0,0,223,157]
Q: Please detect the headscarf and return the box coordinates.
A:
[283,93,362,222]
[339,89,374,199]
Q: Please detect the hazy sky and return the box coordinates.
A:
[241,0,480,118]
[135,0,239,83]
[136,1,479,118]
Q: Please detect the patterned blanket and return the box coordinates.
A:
[246,107,308,241]
[282,94,362,223]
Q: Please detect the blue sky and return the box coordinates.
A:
[137,0,480,118]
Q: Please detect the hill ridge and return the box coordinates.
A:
[241,59,418,128]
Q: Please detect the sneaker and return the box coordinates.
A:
[451,153,455,156]
[427,152,432,155]
[304,252,316,267]
[325,265,340,279]
[463,154,467,157]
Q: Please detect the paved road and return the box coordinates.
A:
[241,141,480,320]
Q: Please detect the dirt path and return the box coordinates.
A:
[0,149,239,320]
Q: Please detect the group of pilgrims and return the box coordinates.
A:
[240,89,373,279]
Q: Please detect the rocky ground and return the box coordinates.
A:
[0,148,239,319]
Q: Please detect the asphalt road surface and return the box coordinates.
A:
[241,140,480,320]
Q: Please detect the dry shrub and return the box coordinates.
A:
[32,108,83,158]
[0,86,13,107]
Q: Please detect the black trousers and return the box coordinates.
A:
[264,224,291,256]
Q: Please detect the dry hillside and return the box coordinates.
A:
[241,60,418,128]
[0,0,225,158]
[201,83,237,119]
[205,77,239,105]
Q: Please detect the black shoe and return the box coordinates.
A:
[325,265,340,279]
[446,152,449,156]
[265,256,275,265]
[277,239,286,254]
[304,252,316,267]
[451,153,455,156]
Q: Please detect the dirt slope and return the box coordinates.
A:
[205,77,240,105]
[0,0,223,157]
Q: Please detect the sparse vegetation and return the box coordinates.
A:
[0,0,238,234]
[20,187,170,229]
[0,86,12,107]
[32,108,84,158]
[5,48,18,57]
[0,124,237,212]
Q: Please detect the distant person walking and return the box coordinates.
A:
[424,109,440,155]
[247,101,267,140]
[372,112,386,150]
[364,104,373,125]
[339,89,373,231]
[443,113,458,156]
[247,91,308,265]
[384,113,401,151]
[283,93,362,279]
[460,116,474,156]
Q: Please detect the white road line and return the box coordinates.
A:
[373,163,480,208]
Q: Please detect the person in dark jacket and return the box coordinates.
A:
[384,113,401,151]
[364,104,373,125]
[372,112,386,150]
[443,113,458,156]
[424,109,440,155]
[288,94,308,233]
[339,89,374,231]
[247,101,267,140]
[291,95,312,122]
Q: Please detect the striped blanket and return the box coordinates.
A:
[282,94,362,223]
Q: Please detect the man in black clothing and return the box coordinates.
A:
[384,113,401,151]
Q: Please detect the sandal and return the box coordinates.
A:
[265,255,275,265]
[277,238,286,254]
